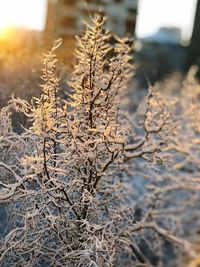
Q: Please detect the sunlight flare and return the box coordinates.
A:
[0,26,13,40]
[0,0,46,39]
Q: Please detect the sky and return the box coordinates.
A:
[0,0,47,31]
[136,0,197,41]
[0,0,197,41]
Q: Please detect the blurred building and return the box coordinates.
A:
[141,27,182,45]
[135,26,187,85]
[45,0,138,61]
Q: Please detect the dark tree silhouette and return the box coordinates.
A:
[187,0,200,75]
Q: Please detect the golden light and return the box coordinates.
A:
[0,27,12,41]
[0,0,46,40]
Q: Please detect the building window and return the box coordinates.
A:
[60,0,76,7]
[126,19,135,35]
[59,17,76,29]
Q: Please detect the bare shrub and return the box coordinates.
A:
[0,15,195,267]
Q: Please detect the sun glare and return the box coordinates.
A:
[0,26,13,41]
[0,0,47,39]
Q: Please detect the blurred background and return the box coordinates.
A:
[0,0,200,106]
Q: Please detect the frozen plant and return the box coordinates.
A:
[0,15,189,267]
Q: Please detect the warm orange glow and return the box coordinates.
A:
[0,0,46,39]
[0,26,14,41]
